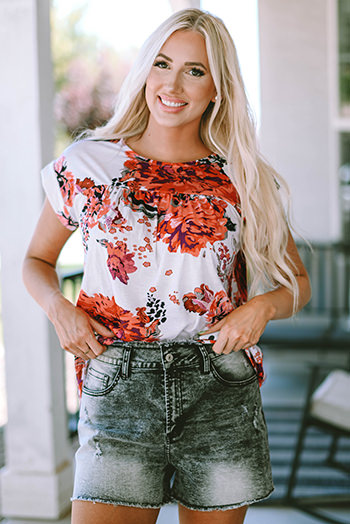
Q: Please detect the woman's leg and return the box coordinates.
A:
[178,503,248,524]
[71,500,160,524]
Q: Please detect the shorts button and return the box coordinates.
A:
[165,353,174,363]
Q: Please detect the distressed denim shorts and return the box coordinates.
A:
[72,339,274,511]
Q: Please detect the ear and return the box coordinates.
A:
[211,94,218,103]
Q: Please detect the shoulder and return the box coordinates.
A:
[55,138,123,177]
[60,137,121,162]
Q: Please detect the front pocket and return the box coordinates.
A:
[210,349,257,386]
[83,358,121,396]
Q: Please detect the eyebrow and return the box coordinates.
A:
[155,53,208,71]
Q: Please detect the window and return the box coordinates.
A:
[340,132,350,164]
[338,0,350,117]
[337,2,350,244]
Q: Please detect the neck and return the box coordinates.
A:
[128,120,211,163]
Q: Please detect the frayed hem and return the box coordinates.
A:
[70,486,275,512]
[70,496,168,509]
[171,487,275,512]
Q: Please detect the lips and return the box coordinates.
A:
[158,95,187,107]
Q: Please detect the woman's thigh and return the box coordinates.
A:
[71,500,160,524]
[178,503,248,524]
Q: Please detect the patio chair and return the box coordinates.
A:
[286,362,350,524]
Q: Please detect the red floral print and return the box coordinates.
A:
[183,284,233,324]
[76,291,162,341]
[233,250,248,305]
[77,179,111,229]
[56,206,79,230]
[169,293,180,305]
[97,239,137,283]
[41,138,265,394]
[207,289,234,322]
[157,195,229,255]
[54,155,75,207]
[122,150,240,207]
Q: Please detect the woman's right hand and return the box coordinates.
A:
[22,199,117,361]
[48,293,116,361]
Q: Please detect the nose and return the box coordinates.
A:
[165,69,184,93]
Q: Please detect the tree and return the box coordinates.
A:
[50,3,132,152]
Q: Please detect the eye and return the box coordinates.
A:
[153,60,169,69]
[188,67,205,77]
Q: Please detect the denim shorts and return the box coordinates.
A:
[72,339,274,511]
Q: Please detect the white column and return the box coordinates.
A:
[258,0,335,241]
[0,0,73,519]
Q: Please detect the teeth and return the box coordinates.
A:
[160,97,186,107]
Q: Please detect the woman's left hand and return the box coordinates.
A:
[199,296,276,354]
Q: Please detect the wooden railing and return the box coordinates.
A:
[60,267,83,303]
[296,242,349,317]
[262,242,350,346]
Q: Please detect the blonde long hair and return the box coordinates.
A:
[79,8,298,307]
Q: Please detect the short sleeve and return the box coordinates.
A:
[41,153,79,231]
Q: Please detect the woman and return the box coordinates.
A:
[22,8,311,524]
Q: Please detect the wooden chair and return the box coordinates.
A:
[286,362,350,524]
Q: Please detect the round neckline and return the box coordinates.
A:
[120,138,219,165]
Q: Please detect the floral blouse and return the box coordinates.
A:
[41,138,264,394]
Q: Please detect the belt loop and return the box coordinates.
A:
[197,344,211,374]
[121,345,132,379]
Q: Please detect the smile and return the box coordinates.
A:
[159,96,187,108]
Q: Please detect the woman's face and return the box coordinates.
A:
[145,30,217,133]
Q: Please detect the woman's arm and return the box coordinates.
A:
[199,231,311,354]
[250,231,312,320]
[22,198,115,360]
